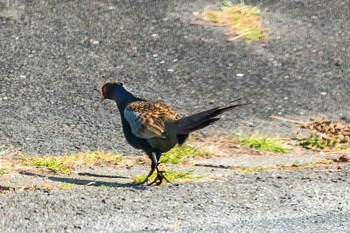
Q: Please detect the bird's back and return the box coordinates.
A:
[122,100,182,153]
[124,101,180,139]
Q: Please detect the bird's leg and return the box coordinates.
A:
[148,152,172,186]
[148,152,162,185]
[140,154,157,185]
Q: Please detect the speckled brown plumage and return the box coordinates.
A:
[124,101,180,139]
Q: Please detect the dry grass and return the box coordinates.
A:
[198,2,267,41]
[19,151,123,174]
[272,115,350,152]
[236,159,335,173]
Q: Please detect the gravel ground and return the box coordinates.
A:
[1,167,350,232]
[1,0,350,232]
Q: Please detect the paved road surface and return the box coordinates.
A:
[0,0,349,232]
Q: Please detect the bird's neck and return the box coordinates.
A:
[112,88,139,112]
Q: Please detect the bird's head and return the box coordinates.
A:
[101,82,124,100]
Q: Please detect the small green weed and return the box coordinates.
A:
[99,184,112,189]
[239,133,290,153]
[160,145,209,164]
[58,183,75,190]
[299,134,347,151]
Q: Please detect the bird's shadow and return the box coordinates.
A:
[18,171,146,190]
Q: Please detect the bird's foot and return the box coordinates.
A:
[148,170,171,186]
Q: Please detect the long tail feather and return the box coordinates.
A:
[176,102,249,135]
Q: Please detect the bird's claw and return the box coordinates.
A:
[148,170,171,186]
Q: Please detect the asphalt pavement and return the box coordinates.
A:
[0,0,350,232]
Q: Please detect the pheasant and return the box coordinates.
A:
[101,82,248,185]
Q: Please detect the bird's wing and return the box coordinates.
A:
[124,101,180,139]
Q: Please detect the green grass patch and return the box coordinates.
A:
[99,184,112,189]
[133,169,201,183]
[20,155,71,174]
[239,133,290,153]
[58,183,75,190]
[19,151,123,174]
[160,145,209,164]
[201,1,267,41]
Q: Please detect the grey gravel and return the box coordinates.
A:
[1,0,350,232]
[1,168,350,232]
